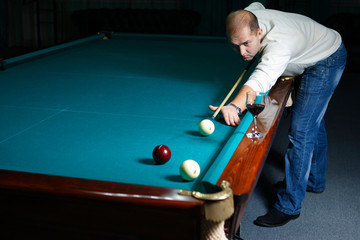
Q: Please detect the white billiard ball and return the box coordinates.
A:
[180,160,200,181]
[199,119,215,136]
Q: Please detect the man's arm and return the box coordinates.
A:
[209,85,254,126]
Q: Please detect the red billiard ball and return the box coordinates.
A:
[152,145,171,164]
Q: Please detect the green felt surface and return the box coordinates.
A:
[0,34,255,191]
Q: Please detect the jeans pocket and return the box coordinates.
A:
[301,65,328,95]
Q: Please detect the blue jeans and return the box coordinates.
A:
[274,42,347,215]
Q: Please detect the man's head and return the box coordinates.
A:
[226,10,262,61]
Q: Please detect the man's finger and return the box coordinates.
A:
[209,105,218,111]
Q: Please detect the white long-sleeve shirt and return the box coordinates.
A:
[244,2,342,92]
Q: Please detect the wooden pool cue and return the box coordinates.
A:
[212,58,256,119]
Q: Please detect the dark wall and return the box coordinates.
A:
[3,1,359,55]
[0,0,7,47]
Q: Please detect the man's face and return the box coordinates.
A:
[228,25,262,61]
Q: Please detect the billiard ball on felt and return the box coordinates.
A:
[180,160,200,181]
[152,145,171,164]
[199,119,215,136]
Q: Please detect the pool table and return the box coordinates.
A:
[0,33,293,239]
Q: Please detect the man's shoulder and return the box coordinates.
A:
[245,2,266,12]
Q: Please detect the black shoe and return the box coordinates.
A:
[254,208,300,227]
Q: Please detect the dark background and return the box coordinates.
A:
[0,0,359,71]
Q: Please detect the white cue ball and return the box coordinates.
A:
[180,160,201,181]
[199,119,215,136]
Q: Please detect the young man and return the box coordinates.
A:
[210,2,347,227]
